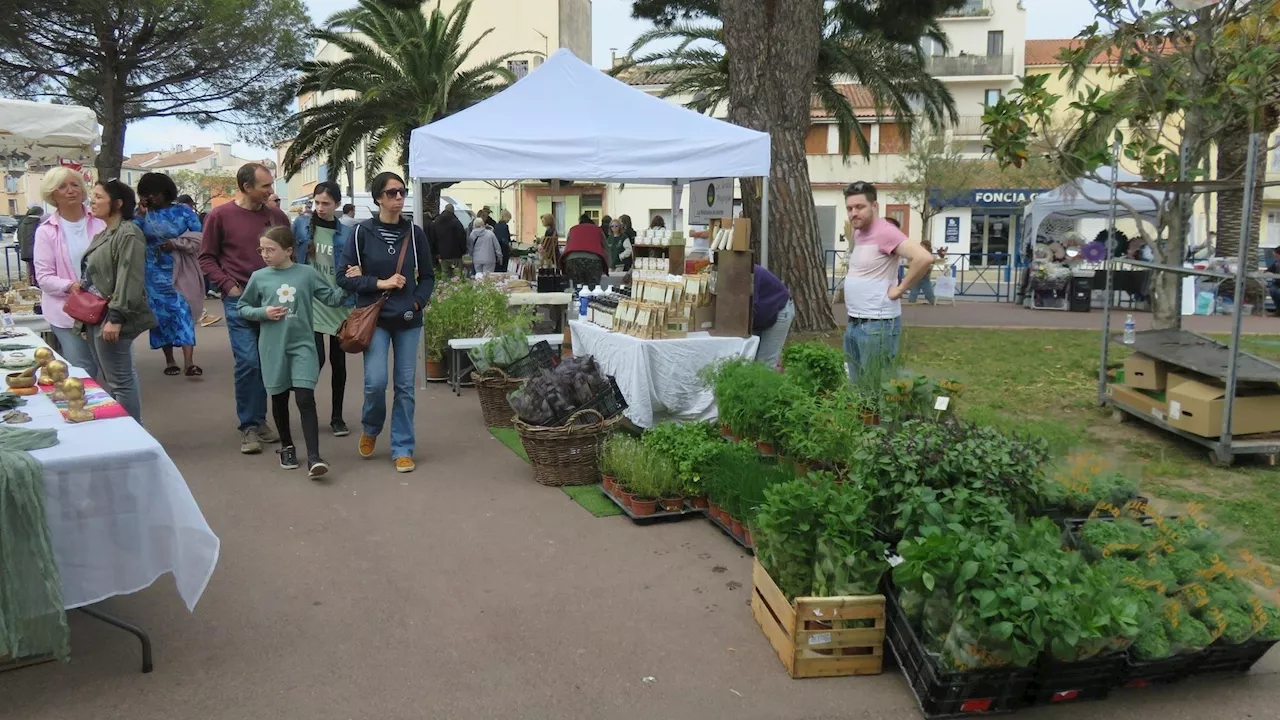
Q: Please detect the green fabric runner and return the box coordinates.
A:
[0,426,68,663]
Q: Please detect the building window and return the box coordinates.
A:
[508,60,529,80]
[987,31,1004,57]
[1269,211,1280,248]
[7,200,15,215]
[886,205,910,236]
[805,124,829,155]
[1272,134,1280,171]
[984,89,1003,107]
[921,37,946,57]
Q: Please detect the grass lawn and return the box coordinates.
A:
[797,326,1280,565]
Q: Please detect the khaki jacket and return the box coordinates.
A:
[77,219,157,337]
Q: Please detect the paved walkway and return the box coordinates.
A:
[3,313,1278,719]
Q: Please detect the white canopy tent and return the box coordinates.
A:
[0,98,98,168]
[1023,167,1168,244]
[407,49,774,263]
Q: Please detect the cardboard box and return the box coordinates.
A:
[692,301,717,331]
[1123,353,1168,391]
[1165,372,1280,437]
[1106,383,1170,423]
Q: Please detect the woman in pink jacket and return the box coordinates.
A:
[33,166,102,377]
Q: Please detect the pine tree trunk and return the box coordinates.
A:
[721,0,833,332]
[96,72,128,179]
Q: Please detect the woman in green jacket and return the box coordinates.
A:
[80,179,157,421]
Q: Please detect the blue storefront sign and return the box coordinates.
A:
[944,216,961,244]
[928,188,1047,209]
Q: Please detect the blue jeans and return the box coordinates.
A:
[907,276,935,304]
[755,299,794,370]
[843,316,902,384]
[224,296,267,432]
[87,327,142,422]
[362,325,420,459]
[51,325,99,379]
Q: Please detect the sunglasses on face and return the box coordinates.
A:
[382,188,407,199]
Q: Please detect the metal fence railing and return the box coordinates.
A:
[925,53,1014,77]
[826,249,1029,302]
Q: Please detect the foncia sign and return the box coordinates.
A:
[929,188,1047,209]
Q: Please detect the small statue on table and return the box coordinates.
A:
[60,377,95,423]
[45,360,69,401]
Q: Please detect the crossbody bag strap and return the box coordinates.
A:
[393,230,411,275]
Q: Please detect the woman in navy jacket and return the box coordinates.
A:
[338,172,435,473]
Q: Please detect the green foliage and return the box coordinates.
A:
[1039,453,1141,516]
[623,446,678,501]
[1078,518,1148,561]
[812,481,888,597]
[423,276,527,361]
[703,359,787,441]
[642,421,723,495]
[600,434,642,479]
[468,328,529,372]
[781,342,846,396]
[283,0,525,179]
[1131,621,1172,661]
[754,477,829,601]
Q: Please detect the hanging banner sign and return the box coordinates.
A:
[688,178,733,226]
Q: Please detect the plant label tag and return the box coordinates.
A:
[808,632,832,646]
[886,553,904,568]
[1169,401,1182,420]
[934,396,950,411]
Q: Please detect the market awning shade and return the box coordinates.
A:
[408,49,771,184]
[0,99,98,167]
[1024,167,1168,241]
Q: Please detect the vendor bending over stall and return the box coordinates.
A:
[753,264,793,370]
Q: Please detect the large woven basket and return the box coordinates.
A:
[471,368,525,428]
[513,408,620,487]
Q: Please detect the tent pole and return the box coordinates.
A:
[1097,142,1121,406]
[671,181,683,235]
[761,176,770,269]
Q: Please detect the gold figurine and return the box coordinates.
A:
[45,360,70,401]
[32,347,55,385]
[61,377,95,423]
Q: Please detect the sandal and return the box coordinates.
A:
[185,365,203,377]
[164,365,181,376]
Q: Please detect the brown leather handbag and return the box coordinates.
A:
[337,229,412,354]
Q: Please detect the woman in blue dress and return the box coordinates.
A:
[135,172,201,376]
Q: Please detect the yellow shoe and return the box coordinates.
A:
[394,457,415,473]
[358,433,376,458]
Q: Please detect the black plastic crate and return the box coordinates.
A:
[550,375,628,426]
[1186,639,1277,677]
[1119,651,1194,688]
[885,586,1035,718]
[503,341,560,378]
[1024,652,1125,705]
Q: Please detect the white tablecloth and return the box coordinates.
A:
[3,330,219,611]
[569,320,760,428]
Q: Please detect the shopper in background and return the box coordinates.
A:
[17,206,43,282]
[467,218,503,275]
[81,180,156,422]
[906,239,938,306]
[539,213,560,268]
[135,172,203,376]
[841,181,932,383]
[293,181,354,437]
[617,214,637,271]
[200,162,289,454]
[431,203,467,277]
[561,213,608,288]
[1267,247,1280,316]
[599,215,612,240]
[604,218,632,271]
[753,264,793,370]
[340,203,358,228]
[649,215,666,230]
[479,206,496,229]
[33,166,101,378]
[339,171,435,474]
[494,210,513,272]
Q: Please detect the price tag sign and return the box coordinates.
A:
[934,396,951,412]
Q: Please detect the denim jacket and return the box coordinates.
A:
[292,214,356,307]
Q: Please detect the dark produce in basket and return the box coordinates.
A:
[506,355,622,426]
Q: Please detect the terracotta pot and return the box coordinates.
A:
[618,488,635,510]
[715,507,729,524]
[689,495,709,510]
[659,496,684,513]
[861,411,880,427]
[743,528,754,547]
[425,359,448,383]
[601,474,617,494]
[631,497,658,517]
[730,517,744,538]
[708,501,720,517]
[757,440,776,457]
[720,423,734,440]
[794,460,812,476]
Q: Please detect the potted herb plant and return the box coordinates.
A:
[423,275,521,381]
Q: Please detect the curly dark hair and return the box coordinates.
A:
[136,172,178,206]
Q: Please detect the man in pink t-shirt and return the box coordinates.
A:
[842,182,932,382]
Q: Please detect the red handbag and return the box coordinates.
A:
[64,287,110,325]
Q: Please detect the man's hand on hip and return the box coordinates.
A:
[887,285,905,301]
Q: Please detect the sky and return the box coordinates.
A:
[123,0,1100,159]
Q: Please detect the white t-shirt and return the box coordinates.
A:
[62,216,91,282]
[844,217,906,320]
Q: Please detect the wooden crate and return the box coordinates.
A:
[750,558,885,679]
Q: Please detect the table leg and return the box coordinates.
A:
[452,348,460,396]
[79,605,154,673]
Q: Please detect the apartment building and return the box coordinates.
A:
[286,0,591,218]
[121,143,264,187]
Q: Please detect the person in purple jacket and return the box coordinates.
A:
[752,264,793,370]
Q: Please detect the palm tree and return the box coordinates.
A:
[611,6,958,159]
[283,0,527,199]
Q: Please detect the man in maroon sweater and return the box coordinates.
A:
[199,162,290,454]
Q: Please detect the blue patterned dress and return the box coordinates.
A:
[135,205,199,350]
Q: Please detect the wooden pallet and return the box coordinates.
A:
[750,558,885,679]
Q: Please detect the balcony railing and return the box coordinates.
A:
[943,0,993,17]
[925,53,1014,77]
[952,116,988,137]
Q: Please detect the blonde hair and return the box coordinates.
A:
[541,213,555,227]
[500,209,512,222]
[40,166,89,206]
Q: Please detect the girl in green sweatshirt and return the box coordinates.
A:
[238,226,348,478]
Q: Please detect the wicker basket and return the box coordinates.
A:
[472,368,525,428]
[513,409,619,486]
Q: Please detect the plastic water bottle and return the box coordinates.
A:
[1123,314,1136,345]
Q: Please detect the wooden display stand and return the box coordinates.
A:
[631,243,685,276]
[711,218,753,338]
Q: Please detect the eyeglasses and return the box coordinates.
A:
[843,181,873,196]
[382,188,407,198]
